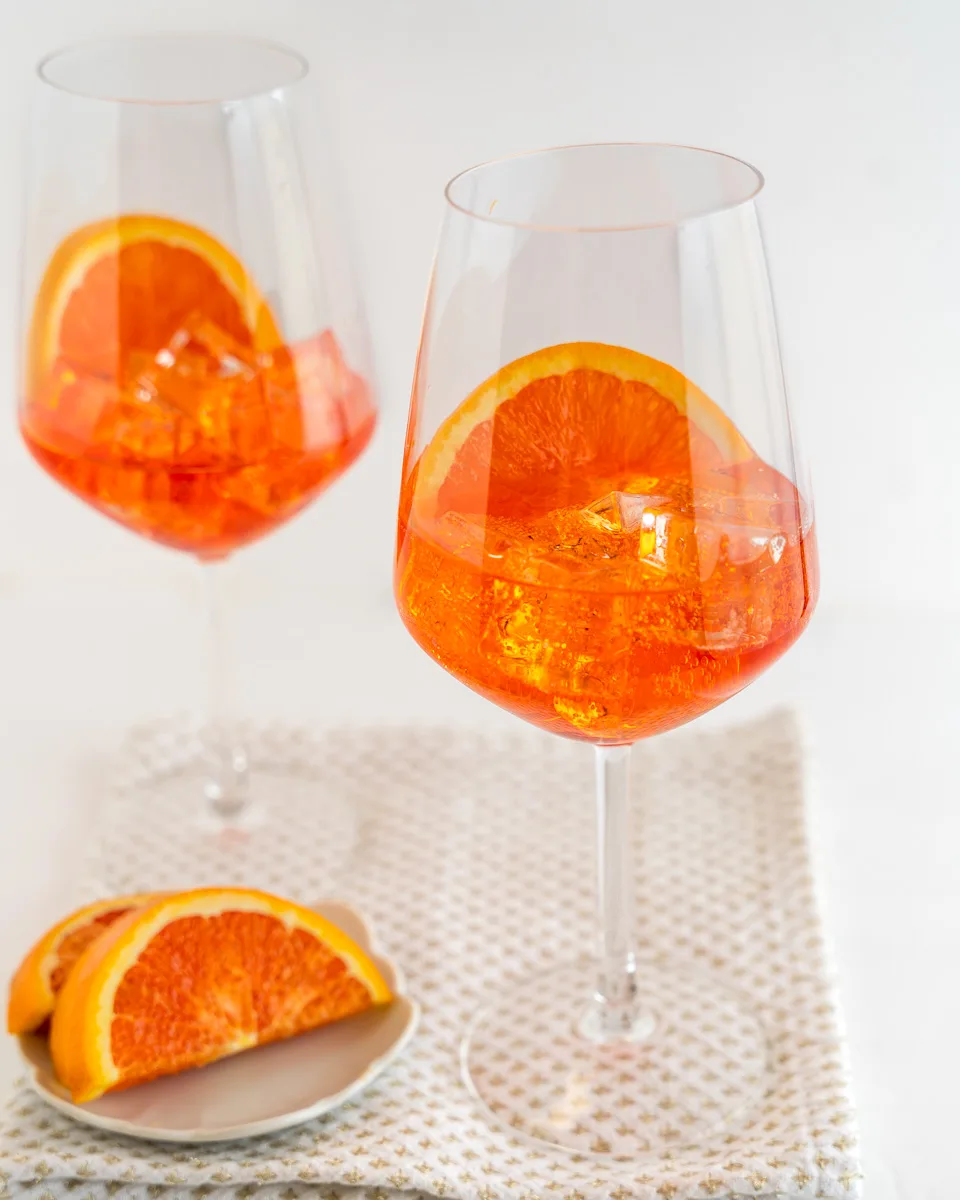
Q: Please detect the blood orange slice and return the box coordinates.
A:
[49,888,392,1103]
[7,894,160,1035]
[26,214,281,392]
[413,342,754,523]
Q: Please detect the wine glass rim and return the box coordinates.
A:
[36,32,309,106]
[444,142,765,232]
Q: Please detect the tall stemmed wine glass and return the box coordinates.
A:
[20,34,376,832]
[395,143,818,1155]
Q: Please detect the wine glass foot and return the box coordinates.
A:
[200,752,261,831]
[94,729,361,896]
[462,959,767,1160]
[577,988,656,1045]
[195,789,267,834]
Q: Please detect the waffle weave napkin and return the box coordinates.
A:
[0,712,861,1199]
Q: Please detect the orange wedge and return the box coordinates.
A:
[27,214,281,393]
[413,342,753,523]
[7,894,160,1035]
[49,888,392,1103]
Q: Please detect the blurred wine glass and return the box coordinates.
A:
[19,34,376,833]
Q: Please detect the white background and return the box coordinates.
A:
[0,2,954,1198]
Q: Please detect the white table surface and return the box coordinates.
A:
[0,567,948,1199]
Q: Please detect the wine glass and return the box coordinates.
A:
[19,35,376,833]
[395,144,818,1155]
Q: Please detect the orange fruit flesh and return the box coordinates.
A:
[49,890,392,1102]
[396,344,818,743]
[55,241,259,382]
[26,215,281,393]
[49,908,135,994]
[109,912,375,1087]
[7,895,158,1036]
[436,368,728,521]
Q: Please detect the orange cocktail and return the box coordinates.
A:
[396,343,817,744]
[21,216,375,559]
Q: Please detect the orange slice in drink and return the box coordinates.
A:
[7,894,161,1035]
[413,342,754,522]
[49,888,392,1103]
[26,214,281,392]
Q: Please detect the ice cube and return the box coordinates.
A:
[261,331,374,452]
[295,329,350,390]
[338,374,376,439]
[695,491,797,648]
[701,600,751,651]
[723,524,786,566]
[693,501,793,571]
[582,491,714,584]
[427,509,602,589]
[693,463,804,535]
[133,319,270,466]
[692,520,722,582]
[217,462,288,517]
[685,468,802,572]
[95,376,184,463]
[583,490,672,534]
[429,512,495,569]
[168,313,258,379]
[283,331,350,451]
[259,373,306,454]
[25,359,117,455]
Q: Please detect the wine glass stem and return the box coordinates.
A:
[581,743,653,1043]
[202,559,249,821]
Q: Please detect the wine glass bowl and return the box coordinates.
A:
[395,143,818,1156]
[397,340,815,745]
[22,291,375,559]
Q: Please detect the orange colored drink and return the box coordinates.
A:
[21,215,375,558]
[396,344,817,744]
[22,325,375,557]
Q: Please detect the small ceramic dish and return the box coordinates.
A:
[18,900,418,1143]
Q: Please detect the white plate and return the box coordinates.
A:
[18,900,419,1144]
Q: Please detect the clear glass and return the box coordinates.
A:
[19,34,377,827]
[395,143,818,1156]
